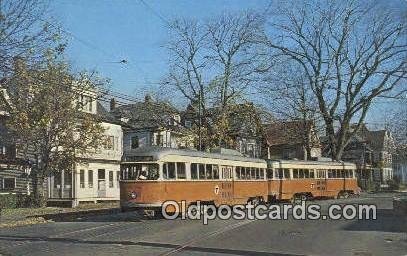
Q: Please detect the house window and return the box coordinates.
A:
[117,171,120,187]
[156,134,163,147]
[2,178,16,190]
[247,143,255,157]
[185,120,192,128]
[88,170,93,188]
[98,169,105,180]
[88,98,93,112]
[131,136,139,149]
[80,170,85,188]
[109,171,114,188]
[0,146,5,155]
[78,95,84,110]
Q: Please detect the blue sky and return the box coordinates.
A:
[49,0,270,98]
[49,0,406,128]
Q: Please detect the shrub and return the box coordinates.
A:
[0,193,40,209]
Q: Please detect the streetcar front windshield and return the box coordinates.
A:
[121,164,159,180]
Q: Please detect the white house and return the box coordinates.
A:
[111,95,192,154]
[47,94,123,207]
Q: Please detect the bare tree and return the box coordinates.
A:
[259,61,322,159]
[0,0,60,76]
[164,11,267,149]
[265,0,407,160]
[389,99,407,146]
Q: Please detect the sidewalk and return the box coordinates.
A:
[0,202,119,228]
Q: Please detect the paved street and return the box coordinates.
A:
[0,193,406,256]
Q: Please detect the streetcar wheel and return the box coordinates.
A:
[248,197,259,207]
[291,194,303,204]
[188,207,198,217]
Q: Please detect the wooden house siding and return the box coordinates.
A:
[0,164,32,194]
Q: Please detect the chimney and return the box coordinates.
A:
[144,94,152,103]
[110,98,116,111]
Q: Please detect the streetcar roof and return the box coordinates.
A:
[124,146,266,163]
[267,159,356,168]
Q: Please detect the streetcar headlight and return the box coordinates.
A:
[130,191,137,199]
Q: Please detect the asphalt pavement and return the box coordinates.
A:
[0,193,406,256]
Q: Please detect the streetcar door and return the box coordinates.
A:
[316,170,326,197]
[219,166,233,204]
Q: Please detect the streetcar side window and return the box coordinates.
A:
[260,169,264,179]
[299,169,304,178]
[206,164,213,179]
[121,164,158,180]
[304,169,310,178]
[274,169,279,179]
[310,170,315,178]
[255,168,260,179]
[275,169,285,179]
[199,164,205,179]
[177,162,186,179]
[267,168,273,179]
[293,169,299,179]
[169,162,176,179]
[241,167,246,179]
[236,167,241,179]
[284,169,290,179]
[191,163,198,180]
[213,165,219,179]
[249,167,256,180]
[328,170,333,178]
[163,163,167,179]
[163,162,176,180]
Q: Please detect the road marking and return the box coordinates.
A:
[157,219,256,256]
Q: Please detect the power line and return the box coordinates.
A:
[138,0,172,26]
[41,18,151,93]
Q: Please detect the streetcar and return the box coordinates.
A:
[120,147,267,214]
[120,147,360,214]
[267,160,360,203]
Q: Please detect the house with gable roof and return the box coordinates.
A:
[0,83,33,195]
